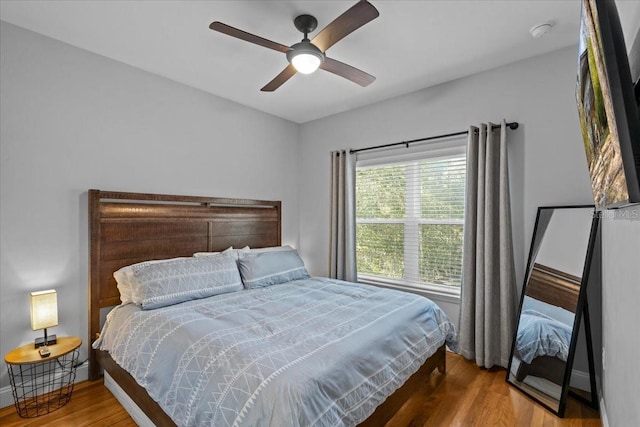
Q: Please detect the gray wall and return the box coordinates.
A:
[601,207,640,426]
[0,22,299,391]
[626,9,640,83]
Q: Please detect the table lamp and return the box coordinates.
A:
[30,289,58,356]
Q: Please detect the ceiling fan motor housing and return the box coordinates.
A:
[294,14,318,36]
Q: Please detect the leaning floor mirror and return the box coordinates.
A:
[506,205,599,417]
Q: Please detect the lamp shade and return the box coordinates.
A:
[30,289,58,331]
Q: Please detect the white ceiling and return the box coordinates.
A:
[2,1,639,124]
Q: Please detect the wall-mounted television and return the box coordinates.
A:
[576,0,640,209]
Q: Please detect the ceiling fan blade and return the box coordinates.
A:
[261,65,297,92]
[311,0,379,53]
[320,57,375,87]
[209,22,290,53]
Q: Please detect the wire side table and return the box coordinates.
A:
[5,336,82,418]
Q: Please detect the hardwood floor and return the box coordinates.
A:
[386,353,601,426]
[0,353,601,426]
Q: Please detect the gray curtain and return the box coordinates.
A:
[458,122,517,369]
[329,150,357,282]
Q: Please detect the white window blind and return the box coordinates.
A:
[355,147,466,290]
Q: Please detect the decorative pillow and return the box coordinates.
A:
[113,269,133,304]
[237,249,310,289]
[193,246,248,259]
[129,253,243,310]
[248,245,293,253]
[113,257,187,304]
[193,246,294,258]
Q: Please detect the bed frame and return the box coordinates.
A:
[88,189,446,426]
[516,262,581,385]
[524,263,580,312]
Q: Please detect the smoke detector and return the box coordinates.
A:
[530,23,553,39]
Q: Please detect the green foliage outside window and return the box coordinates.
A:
[419,224,463,286]
[356,224,404,279]
[420,159,465,220]
[356,155,465,288]
[356,166,405,219]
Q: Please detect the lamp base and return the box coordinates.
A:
[34,334,57,348]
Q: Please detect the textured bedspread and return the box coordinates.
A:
[516,296,574,364]
[94,277,457,427]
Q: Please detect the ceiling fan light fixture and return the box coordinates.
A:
[287,40,324,74]
[291,53,322,74]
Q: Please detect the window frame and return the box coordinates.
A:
[355,140,466,300]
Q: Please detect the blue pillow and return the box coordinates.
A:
[237,250,310,289]
[130,253,243,309]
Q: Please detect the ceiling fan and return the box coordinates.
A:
[209,0,379,92]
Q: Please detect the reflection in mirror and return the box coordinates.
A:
[507,206,599,417]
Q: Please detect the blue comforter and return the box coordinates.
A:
[94,277,457,426]
[515,296,574,364]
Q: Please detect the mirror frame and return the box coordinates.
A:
[506,205,600,417]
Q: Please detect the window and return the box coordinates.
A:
[355,144,466,292]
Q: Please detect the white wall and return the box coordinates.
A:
[0,22,299,390]
[535,208,595,277]
[298,46,594,326]
[601,207,640,426]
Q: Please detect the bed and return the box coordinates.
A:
[88,190,457,426]
[513,263,579,386]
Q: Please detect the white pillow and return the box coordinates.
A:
[114,257,188,304]
[193,246,248,259]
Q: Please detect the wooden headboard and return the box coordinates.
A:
[88,190,281,380]
[525,263,581,312]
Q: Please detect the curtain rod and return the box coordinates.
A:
[350,121,519,155]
